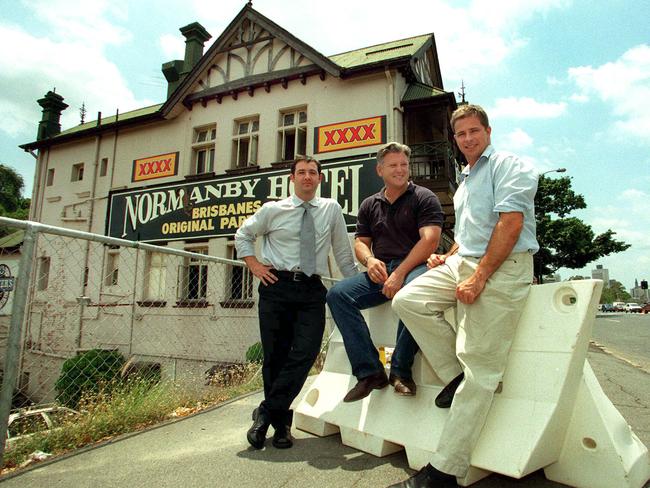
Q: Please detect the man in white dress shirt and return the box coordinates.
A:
[235,156,357,450]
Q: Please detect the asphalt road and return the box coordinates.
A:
[592,313,650,372]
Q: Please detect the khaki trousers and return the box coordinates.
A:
[392,252,533,477]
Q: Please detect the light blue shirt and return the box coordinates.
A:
[454,145,539,257]
[235,195,358,278]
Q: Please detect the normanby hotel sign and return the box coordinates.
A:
[107,157,383,243]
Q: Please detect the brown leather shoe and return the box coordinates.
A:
[389,374,417,396]
[343,371,389,402]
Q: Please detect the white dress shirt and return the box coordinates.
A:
[235,195,358,278]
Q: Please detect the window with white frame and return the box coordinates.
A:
[232,117,259,168]
[192,125,216,174]
[71,163,84,182]
[278,108,307,161]
[104,248,120,286]
[144,250,167,301]
[178,247,208,300]
[227,243,253,301]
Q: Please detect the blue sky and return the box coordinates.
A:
[1,0,649,291]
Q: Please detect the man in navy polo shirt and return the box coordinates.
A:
[327,142,444,402]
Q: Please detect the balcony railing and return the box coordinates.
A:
[409,141,457,184]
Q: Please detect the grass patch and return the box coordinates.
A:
[2,363,262,472]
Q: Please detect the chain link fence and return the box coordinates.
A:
[0,217,336,462]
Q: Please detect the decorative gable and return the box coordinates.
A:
[193,18,315,94]
[162,3,340,116]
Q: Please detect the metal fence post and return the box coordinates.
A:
[0,224,37,463]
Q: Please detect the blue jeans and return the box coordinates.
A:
[326,260,427,380]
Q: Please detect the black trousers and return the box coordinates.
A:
[257,275,326,426]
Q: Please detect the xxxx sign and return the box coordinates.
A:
[314,115,386,154]
[132,152,179,182]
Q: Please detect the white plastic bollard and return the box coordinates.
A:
[294,280,650,488]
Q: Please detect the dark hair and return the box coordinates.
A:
[291,156,321,174]
[376,142,411,164]
[450,104,490,132]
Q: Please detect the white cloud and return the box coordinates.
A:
[568,44,650,142]
[0,1,155,139]
[569,93,588,103]
[498,128,534,151]
[159,34,185,61]
[23,0,130,47]
[490,97,567,119]
[191,0,572,87]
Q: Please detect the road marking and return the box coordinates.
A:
[590,341,649,374]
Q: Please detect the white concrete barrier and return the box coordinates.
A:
[294,280,650,488]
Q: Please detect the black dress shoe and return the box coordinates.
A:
[343,371,389,402]
[435,373,464,408]
[389,374,417,396]
[272,424,294,449]
[247,406,271,449]
[387,463,457,487]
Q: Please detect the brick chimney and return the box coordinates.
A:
[37,90,68,140]
[162,22,211,98]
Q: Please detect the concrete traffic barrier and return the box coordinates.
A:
[294,279,650,488]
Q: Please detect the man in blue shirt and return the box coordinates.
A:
[236,156,357,450]
[390,105,538,487]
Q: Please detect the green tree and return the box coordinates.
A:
[535,176,630,283]
[600,280,631,303]
[0,164,30,237]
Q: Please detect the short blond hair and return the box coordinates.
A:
[376,142,411,164]
[450,104,490,132]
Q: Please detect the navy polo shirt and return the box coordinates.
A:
[355,182,444,262]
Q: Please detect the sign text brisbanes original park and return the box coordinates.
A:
[106,157,383,242]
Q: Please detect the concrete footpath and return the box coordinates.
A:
[2,345,649,488]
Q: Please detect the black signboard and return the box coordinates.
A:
[106,156,382,242]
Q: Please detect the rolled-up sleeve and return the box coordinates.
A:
[492,154,538,214]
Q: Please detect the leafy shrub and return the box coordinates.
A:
[245,342,263,363]
[55,349,125,408]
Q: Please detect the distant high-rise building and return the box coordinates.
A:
[592,264,610,286]
[631,279,648,301]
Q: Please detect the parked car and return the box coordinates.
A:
[600,303,614,312]
[641,303,650,314]
[612,301,626,312]
[5,405,78,449]
[625,303,642,313]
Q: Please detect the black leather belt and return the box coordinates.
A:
[273,270,321,282]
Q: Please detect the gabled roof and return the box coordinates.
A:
[331,34,432,69]
[401,82,449,103]
[21,5,449,150]
[161,3,340,117]
[57,104,163,137]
